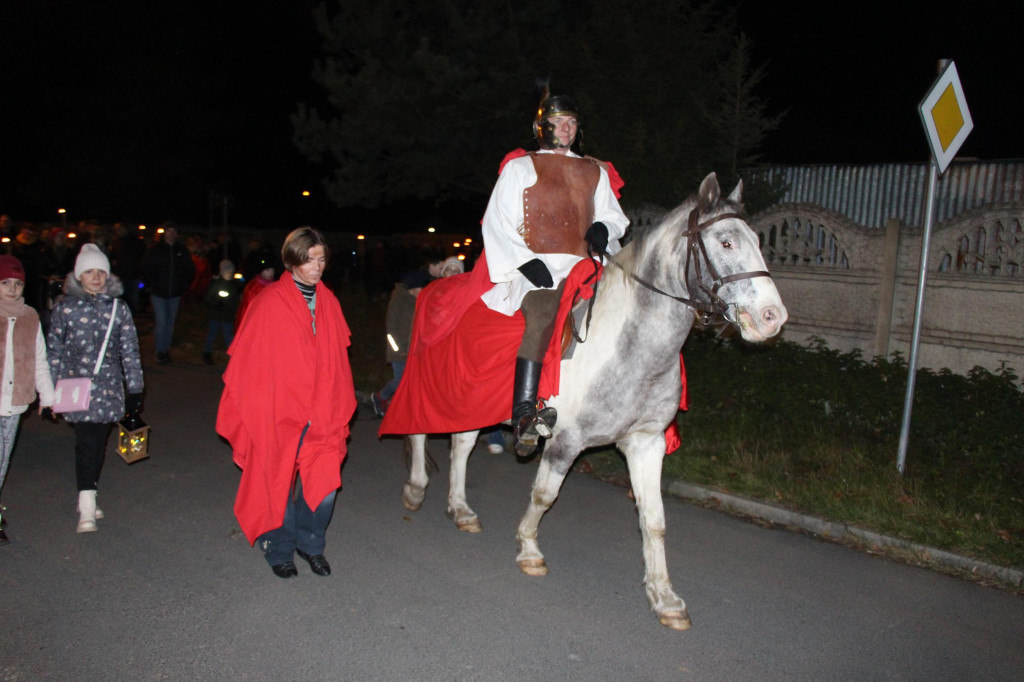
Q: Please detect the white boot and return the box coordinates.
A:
[77,490,97,533]
[77,492,103,520]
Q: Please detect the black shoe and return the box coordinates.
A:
[202,352,214,365]
[370,392,385,418]
[270,561,298,578]
[157,352,170,365]
[0,527,8,546]
[296,549,331,576]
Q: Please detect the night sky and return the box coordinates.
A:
[2,1,1020,231]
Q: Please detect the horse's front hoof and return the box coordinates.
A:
[658,609,691,631]
[517,558,549,576]
[447,508,482,533]
[402,484,424,511]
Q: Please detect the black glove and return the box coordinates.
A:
[41,407,57,422]
[518,259,554,288]
[124,392,143,415]
[585,221,609,255]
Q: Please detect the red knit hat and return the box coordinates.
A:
[0,254,25,283]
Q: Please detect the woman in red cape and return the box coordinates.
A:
[216,227,356,579]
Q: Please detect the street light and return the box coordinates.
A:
[58,208,67,227]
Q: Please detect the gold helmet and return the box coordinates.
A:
[533,91,579,150]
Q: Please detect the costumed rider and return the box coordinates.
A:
[480,90,629,457]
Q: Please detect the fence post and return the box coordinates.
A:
[874,217,902,359]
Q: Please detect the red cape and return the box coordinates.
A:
[235,275,271,328]
[380,258,687,451]
[216,273,357,544]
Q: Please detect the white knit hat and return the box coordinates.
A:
[74,243,111,278]
[440,256,464,276]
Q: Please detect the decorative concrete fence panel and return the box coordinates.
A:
[747,202,1024,378]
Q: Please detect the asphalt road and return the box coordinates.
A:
[2,350,1022,681]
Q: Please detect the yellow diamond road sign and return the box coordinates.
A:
[919,61,973,174]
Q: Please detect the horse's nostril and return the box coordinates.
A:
[762,307,778,323]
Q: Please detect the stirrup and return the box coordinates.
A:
[513,407,558,457]
[534,406,557,438]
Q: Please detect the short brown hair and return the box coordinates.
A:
[281,226,329,271]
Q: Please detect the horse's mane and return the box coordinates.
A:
[610,190,744,287]
[611,196,695,279]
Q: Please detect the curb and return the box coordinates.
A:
[665,480,1024,590]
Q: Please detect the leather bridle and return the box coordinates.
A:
[569,206,773,344]
[610,207,772,320]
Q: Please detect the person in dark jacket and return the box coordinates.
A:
[202,260,243,364]
[141,226,195,364]
[370,269,431,417]
[110,223,146,313]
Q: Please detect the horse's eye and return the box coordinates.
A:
[721,240,733,249]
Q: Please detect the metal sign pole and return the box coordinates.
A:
[896,159,939,476]
[897,57,972,477]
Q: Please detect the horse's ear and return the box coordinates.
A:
[698,172,720,212]
[727,178,743,204]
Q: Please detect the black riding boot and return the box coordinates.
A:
[512,357,557,457]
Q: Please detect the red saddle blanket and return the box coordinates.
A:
[378,256,686,452]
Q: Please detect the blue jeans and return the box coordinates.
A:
[151,296,181,355]
[380,360,405,400]
[485,426,505,447]
[203,320,234,353]
[258,473,337,566]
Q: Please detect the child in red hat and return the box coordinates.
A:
[0,254,55,545]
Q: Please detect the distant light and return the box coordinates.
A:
[427,227,435,233]
[57,208,66,215]
[452,242,460,248]
[464,237,472,244]
[301,190,311,197]
[351,251,356,255]
[457,254,466,261]
[233,273,243,280]
[357,234,365,240]
[138,224,146,231]
[156,227,165,235]
[67,232,77,239]
[0,238,8,244]
[218,290,230,298]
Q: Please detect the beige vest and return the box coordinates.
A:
[0,308,40,406]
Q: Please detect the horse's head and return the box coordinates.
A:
[689,173,787,341]
[622,172,787,342]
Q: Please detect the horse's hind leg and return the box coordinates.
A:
[446,431,482,533]
[402,434,429,511]
[619,431,691,630]
[515,453,571,576]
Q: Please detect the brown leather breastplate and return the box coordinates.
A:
[521,153,600,257]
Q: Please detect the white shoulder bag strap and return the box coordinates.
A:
[92,299,119,377]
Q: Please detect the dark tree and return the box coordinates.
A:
[294,0,784,214]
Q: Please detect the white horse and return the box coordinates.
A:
[402,172,787,630]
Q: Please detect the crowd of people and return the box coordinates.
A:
[0,219,282,545]
[0,87,619,581]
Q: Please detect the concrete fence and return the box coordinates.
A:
[747,202,1024,379]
